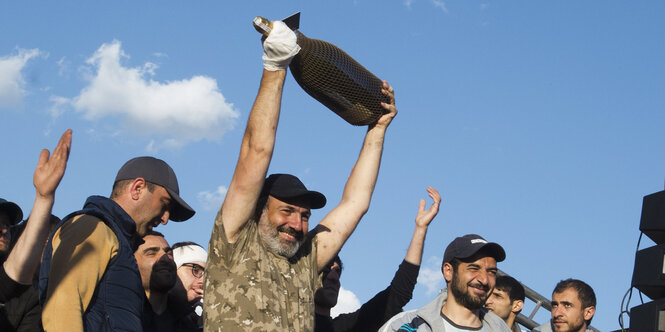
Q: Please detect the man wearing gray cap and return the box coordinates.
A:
[40,156,195,332]
[380,234,511,332]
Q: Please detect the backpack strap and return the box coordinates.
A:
[398,316,428,331]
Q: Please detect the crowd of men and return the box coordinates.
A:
[0,20,598,332]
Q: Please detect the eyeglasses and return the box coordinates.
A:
[182,263,205,278]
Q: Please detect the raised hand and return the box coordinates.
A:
[374,80,398,129]
[33,129,72,200]
[415,186,441,229]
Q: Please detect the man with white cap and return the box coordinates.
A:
[380,234,511,332]
[172,241,207,329]
[40,156,195,332]
[173,242,207,305]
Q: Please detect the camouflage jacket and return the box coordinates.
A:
[203,211,320,332]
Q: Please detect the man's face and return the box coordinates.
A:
[258,196,311,258]
[551,287,595,332]
[315,261,342,309]
[446,256,497,311]
[134,235,177,294]
[135,185,172,236]
[176,261,206,303]
[485,288,514,321]
[0,211,12,256]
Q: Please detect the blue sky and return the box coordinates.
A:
[1,1,664,330]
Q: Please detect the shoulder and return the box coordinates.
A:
[54,214,118,251]
[379,310,424,332]
[533,321,552,332]
[480,309,512,332]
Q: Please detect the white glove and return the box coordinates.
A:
[262,20,301,71]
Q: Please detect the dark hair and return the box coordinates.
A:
[143,230,165,238]
[495,275,525,303]
[110,179,156,199]
[447,257,461,273]
[252,192,271,222]
[172,241,203,250]
[321,255,343,278]
[553,278,596,324]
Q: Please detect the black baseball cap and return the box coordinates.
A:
[443,234,505,264]
[115,156,195,222]
[0,198,23,225]
[262,174,326,209]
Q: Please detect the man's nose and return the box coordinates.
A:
[287,213,304,232]
[160,210,170,225]
[552,306,564,317]
[476,270,490,285]
[159,252,173,262]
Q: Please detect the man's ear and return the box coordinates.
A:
[583,306,595,322]
[512,299,524,314]
[442,262,454,283]
[129,178,147,201]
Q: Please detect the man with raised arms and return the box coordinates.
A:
[202,20,397,331]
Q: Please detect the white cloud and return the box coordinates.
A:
[331,286,361,318]
[56,56,71,77]
[404,0,415,9]
[418,256,444,295]
[480,3,489,10]
[198,185,228,211]
[431,0,448,13]
[54,40,239,149]
[0,48,42,109]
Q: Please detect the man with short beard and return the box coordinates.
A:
[380,234,511,332]
[203,20,398,332]
[136,232,199,332]
[533,279,598,332]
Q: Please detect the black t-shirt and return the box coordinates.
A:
[0,264,42,331]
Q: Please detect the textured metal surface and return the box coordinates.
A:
[289,31,389,126]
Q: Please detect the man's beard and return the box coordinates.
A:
[552,316,586,332]
[149,260,177,293]
[449,271,491,310]
[258,214,304,258]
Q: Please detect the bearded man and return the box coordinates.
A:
[380,234,511,332]
[202,19,397,331]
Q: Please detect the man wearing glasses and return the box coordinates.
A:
[173,241,208,329]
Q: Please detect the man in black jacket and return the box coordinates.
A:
[1,129,71,331]
[315,187,441,332]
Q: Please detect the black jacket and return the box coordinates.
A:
[315,260,420,332]
[0,263,42,331]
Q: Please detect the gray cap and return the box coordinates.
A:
[0,198,23,225]
[115,156,195,222]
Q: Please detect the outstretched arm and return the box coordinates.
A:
[4,129,72,284]
[315,81,398,271]
[404,187,441,265]
[220,21,299,243]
